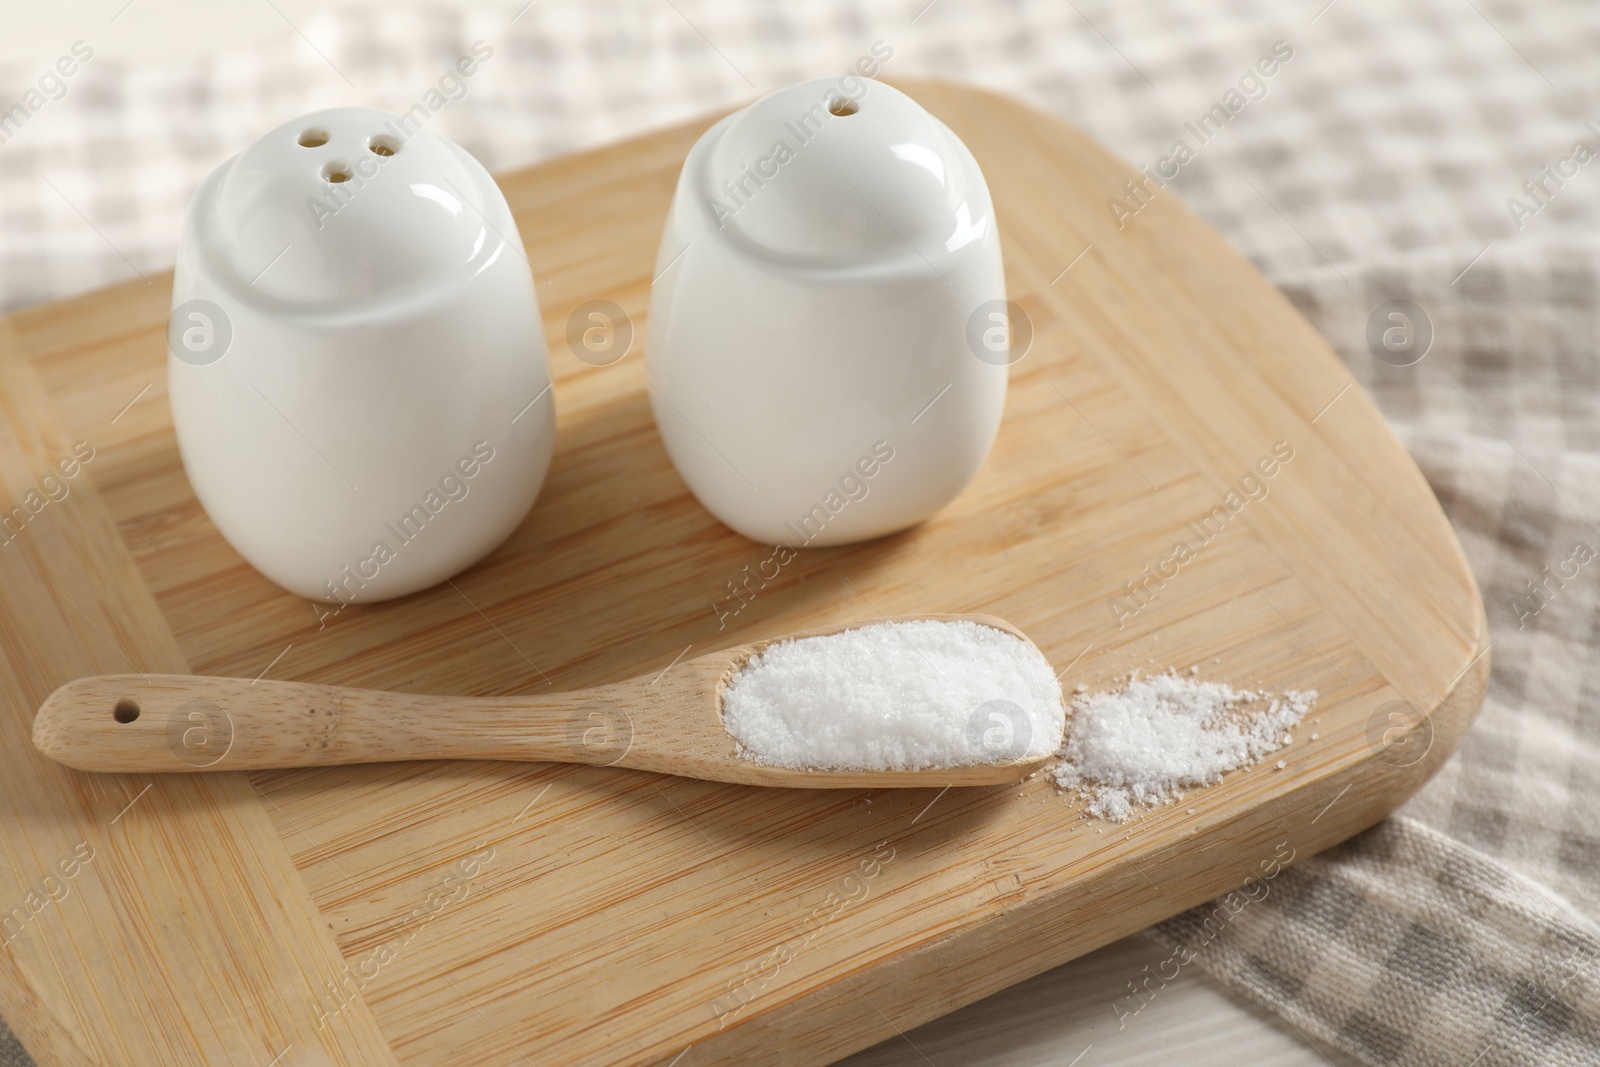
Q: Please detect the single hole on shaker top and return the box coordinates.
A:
[368,135,399,157]
[113,699,140,724]
[829,97,859,116]
[323,162,353,183]
[298,128,330,148]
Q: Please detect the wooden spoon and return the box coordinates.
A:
[31,615,1055,788]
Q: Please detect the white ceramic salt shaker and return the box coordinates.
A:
[647,78,1009,547]
[168,107,554,604]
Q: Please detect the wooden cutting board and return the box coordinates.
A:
[0,79,1486,1065]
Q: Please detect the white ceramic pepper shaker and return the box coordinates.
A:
[168,107,554,604]
[647,78,1009,547]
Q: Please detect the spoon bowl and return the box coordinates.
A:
[31,615,1056,788]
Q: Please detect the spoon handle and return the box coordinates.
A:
[31,674,632,773]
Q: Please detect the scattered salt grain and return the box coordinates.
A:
[1276,760,1287,769]
[1051,671,1317,821]
[723,619,1065,771]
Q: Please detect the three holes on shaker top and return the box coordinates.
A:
[303,129,401,181]
[112,699,140,724]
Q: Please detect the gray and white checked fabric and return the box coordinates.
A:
[3,1,1599,1063]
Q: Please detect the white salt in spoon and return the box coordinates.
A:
[32,615,1060,788]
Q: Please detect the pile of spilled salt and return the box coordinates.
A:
[722,619,1065,771]
[1052,671,1316,821]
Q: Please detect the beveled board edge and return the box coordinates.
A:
[0,322,397,1064]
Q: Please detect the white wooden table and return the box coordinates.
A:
[842,934,1359,1065]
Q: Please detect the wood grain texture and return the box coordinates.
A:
[0,323,399,1063]
[2,79,1486,1064]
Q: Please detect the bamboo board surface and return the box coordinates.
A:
[0,79,1486,1065]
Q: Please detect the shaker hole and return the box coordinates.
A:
[113,699,140,724]
[368,135,399,157]
[323,162,353,183]
[298,129,330,148]
[829,97,859,117]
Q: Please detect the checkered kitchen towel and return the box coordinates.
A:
[2,1,1599,1064]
